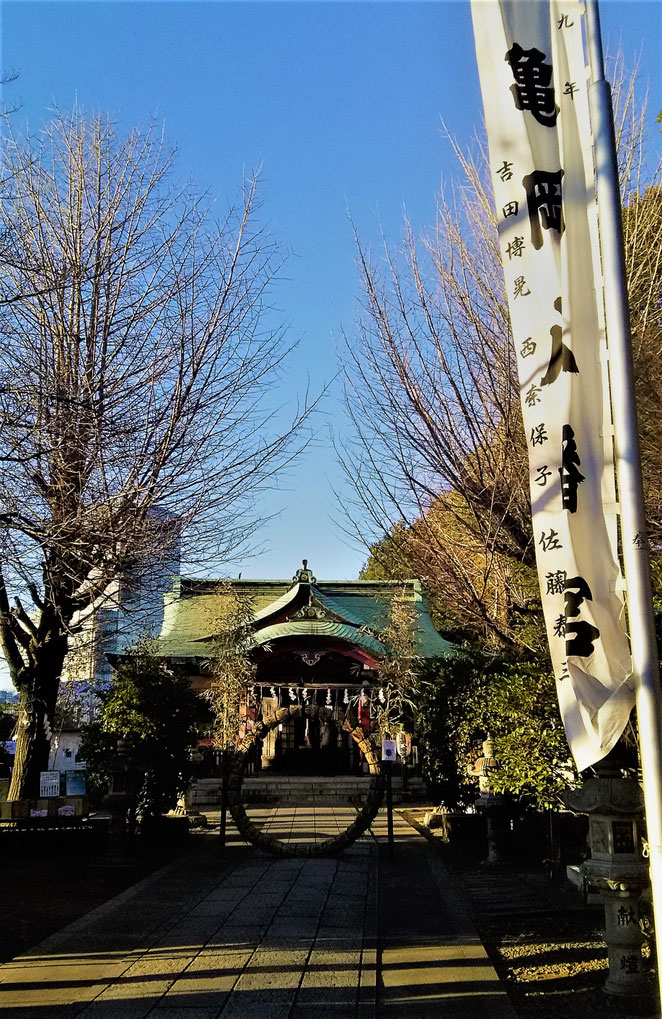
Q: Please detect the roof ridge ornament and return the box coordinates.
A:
[293,558,316,585]
[290,600,329,621]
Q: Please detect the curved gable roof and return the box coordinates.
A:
[148,571,456,662]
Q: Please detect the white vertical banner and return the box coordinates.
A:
[471,0,634,770]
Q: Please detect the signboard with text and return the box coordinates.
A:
[65,770,87,796]
[39,771,61,798]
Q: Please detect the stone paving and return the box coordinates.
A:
[246,805,358,842]
[372,812,514,1017]
[0,807,514,1018]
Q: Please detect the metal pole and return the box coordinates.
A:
[219,752,228,858]
[585,0,662,995]
[386,761,394,858]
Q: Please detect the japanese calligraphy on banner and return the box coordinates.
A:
[471,0,634,770]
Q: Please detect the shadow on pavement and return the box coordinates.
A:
[0,808,514,1018]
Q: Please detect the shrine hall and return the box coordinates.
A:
[149,560,454,777]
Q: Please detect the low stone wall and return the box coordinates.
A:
[0,796,88,823]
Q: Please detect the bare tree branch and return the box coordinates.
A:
[339,58,660,649]
[0,109,312,798]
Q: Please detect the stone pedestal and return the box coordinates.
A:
[565,772,650,999]
[600,883,646,995]
[476,792,510,865]
[97,739,140,877]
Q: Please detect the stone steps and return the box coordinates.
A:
[187,775,427,807]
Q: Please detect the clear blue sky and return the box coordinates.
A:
[1,1,659,601]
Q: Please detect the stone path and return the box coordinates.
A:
[246,805,357,843]
[0,807,514,1018]
[371,811,514,1018]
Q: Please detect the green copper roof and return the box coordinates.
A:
[249,620,387,656]
[311,589,379,629]
[150,572,456,663]
[252,582,304,623]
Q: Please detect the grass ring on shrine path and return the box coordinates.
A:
[227,703,384,857]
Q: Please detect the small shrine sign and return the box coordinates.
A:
[381,739,396,763]
[39,771,60,797]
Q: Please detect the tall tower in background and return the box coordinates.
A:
[62,509,182,720]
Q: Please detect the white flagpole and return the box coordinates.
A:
[585,0,662,993]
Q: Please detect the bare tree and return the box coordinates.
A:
[204,582,256,852]
[205,583,256,753]
[370,590,421,742]
[0,69,20,119]
[339,148,534,647]
[339,61,661,649]
[0,110,309,799]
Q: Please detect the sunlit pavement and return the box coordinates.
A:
[245,805,359,842]
[0,807,514,1017]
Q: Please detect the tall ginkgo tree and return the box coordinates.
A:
[0,110,309,799]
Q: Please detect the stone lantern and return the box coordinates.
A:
[564,757,650,998]
[100,738,142,873]
[467,736,509,865]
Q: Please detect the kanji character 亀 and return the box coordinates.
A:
[505,43,558,127]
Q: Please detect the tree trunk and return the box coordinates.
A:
[8,694,54,800]
[7,641,67,801]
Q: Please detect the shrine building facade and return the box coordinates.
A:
[148,560,455,774]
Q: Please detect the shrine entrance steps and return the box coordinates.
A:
[187,774,426,809]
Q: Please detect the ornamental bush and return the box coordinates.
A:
[79,641,208,819]
[417,649,578,810]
